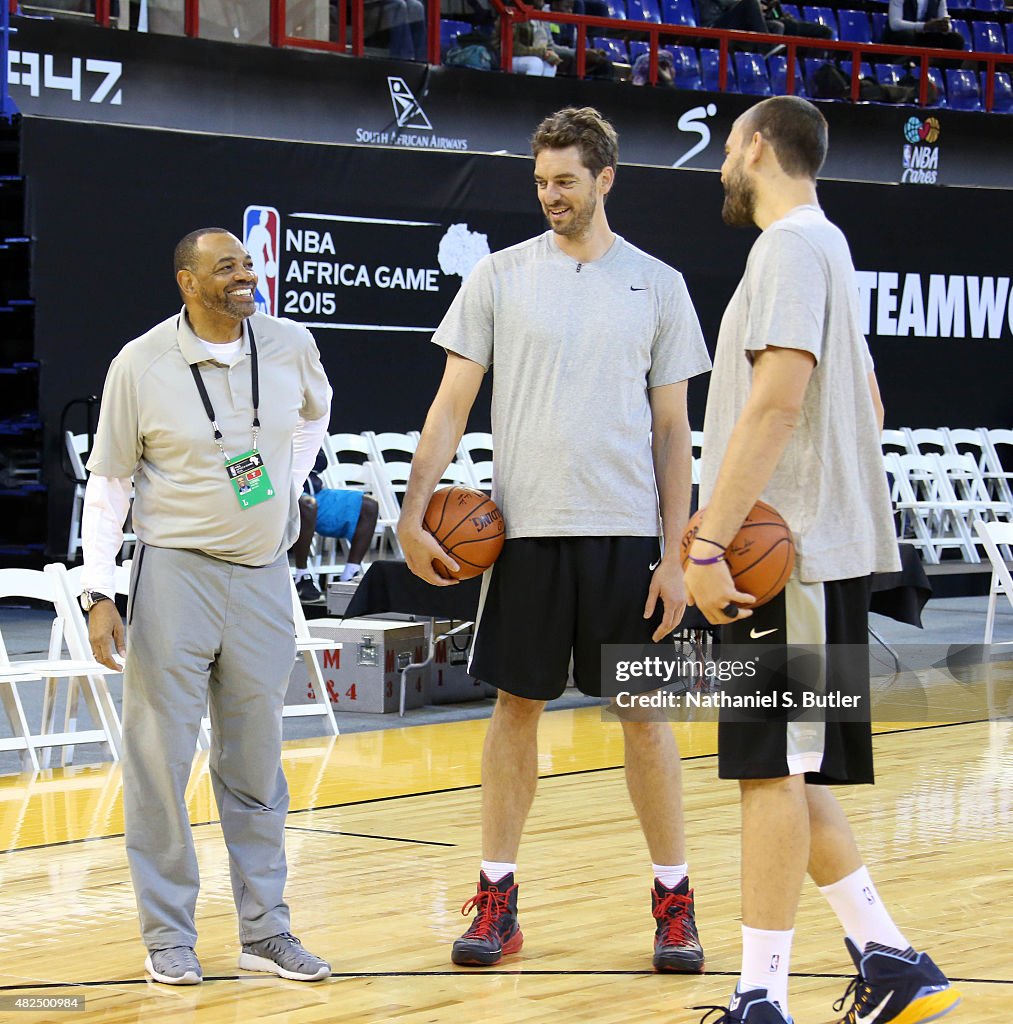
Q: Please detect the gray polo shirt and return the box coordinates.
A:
[700,206,900,582]
[88,308,330,566]
[432,231,711,538]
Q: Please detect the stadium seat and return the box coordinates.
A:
[440,19,471,56]
[802,7,839,38]
[971,21,1004,54]
[661,0,697,24]
[871,11,887,41]
[946,68,982,110]
[991,71,1013,113]
[946,0,974,8]
[627,0,663,22]
[875,63,904,87]
[837,9,871,43]
[734,52,773,94]
[781,3,800,17]
[840,59,875,81]
[700,48,737,91]
[671,45,703,88]
[768,54,807,95]
[952,20,972,49]
[593,36,630,62]
[629,41,674,61]
[1006,24,1013,53]
[973,0,1004,9]
[913,65,948,106]
[602,0,627,17]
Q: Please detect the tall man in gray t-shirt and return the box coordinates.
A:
[398,107,712,971]
[685,97,958,1024]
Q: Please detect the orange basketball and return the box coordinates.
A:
[680,499,795,607]
[424,486,505,580]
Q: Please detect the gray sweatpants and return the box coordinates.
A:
[122,543,296,951]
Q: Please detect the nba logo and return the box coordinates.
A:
[902,144,912,169]
[243,205,280,316]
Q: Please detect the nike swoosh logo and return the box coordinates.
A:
[749,627,779,639]
[630,286,648,291]
[855,991,894,1024]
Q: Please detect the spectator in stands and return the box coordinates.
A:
[292,450,380,602]
[547,0,616,78]
[333,0,426,61]
[513,17,563,75]
[761,0,833,43]
[632,48,677,85]
[882,0,965,51]
[698,0,786,54]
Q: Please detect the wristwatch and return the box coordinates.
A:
[80,589,112,612]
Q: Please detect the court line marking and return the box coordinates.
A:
[0,971,1009,989]
[0,719,993,856]
[284,825,455,847]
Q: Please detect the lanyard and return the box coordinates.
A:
[188,320,260,460]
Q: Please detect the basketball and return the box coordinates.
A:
[680,499,795,607]
[424,486,505,580]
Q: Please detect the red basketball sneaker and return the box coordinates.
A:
[451,872,523,967]
[652,876,705,972]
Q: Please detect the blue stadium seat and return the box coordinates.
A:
[802,7,839,39]
[593,36,630,62]
[991,71,1013,113]
[875,63,904,87]
[602,0,628,18]
[973,0,1004,9]
[840,59,874,81]
[952,20,972,49]
[627,0,663,22]
[671,45,703,88]
[871,11,887,41]
[946,0,973,8]
[837,10,871,43]
[767,54,807,95]
[971,21,1004,54]
[629,41,674,61]
[913,65,947,107]
[1007,24,1013,54]
[946,68,982,110]
[781,3,801,17]
[734,51,773,94]
[440,19,471,55]
[661,0,697,23]
[700,48,737,91]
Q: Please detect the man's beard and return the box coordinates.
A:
[544,187,597,239]
[721,164,756,228]
[198,285,255,320]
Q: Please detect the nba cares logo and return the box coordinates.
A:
[243,205,280,316]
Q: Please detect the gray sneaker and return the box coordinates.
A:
[238,933,330,981]
[144,946,202,985]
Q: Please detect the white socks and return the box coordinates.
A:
[340,563,361,582]
[480,860,516,884]
[819,865,909,952]
[652,863,688,890]
[740,925,794,1015]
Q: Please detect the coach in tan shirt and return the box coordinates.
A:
[82,228,332,986]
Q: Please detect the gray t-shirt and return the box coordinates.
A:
[432,231,711,538]
[88,309,331,566]
[700,206,899,582]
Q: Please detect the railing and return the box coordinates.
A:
[8,0,1013,112]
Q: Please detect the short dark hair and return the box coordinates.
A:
[742,96,828,179]
[531,107,619,178]
[173,227,233,275]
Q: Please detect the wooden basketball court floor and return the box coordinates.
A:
[0,679,1010,1023]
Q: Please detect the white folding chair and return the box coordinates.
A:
[197,576,341,749]
[880,428,911,455]
[47,562,131,765]
[973,520,1013,645]
[65,431,89,562]
[690,430,705,459]
[0,568,120,772]
[944,428,1011,505]
[904,427,949,455]
[884,452,977,563]
[983,429,1013,507]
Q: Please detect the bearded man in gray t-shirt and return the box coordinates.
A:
[398,107,711,973]
[685,96,958,1024]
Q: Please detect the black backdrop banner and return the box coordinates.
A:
[9,14,1013,188]
[21,118,1013,554]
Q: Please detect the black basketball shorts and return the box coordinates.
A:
[468,536,666,700]
[717,575,874,785]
